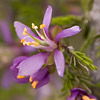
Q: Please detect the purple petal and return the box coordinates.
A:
[55,26,81,42]
[67,91,79,100]
[32,68,49,81]
[1,69,14,88]
[14,21,39,41]
[54,49,65,77]
[11,56,28,70]
[36,73,50,89]
[0,21,13,44]
[22,45,37,53]
[42,6,52,37]
[71,88,86,94]
[13,70,29,83]
[17,52,50,76]
[88,95,97,100]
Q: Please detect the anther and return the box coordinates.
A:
[32,41,39,47]
[23,28,27,36]
[31,81,38,88]
[21,38,26,43]
[40,24,45,29]
[27,42,32,45]
[32,23,38,30]
[17,75,25,79]
[29,77,33,82]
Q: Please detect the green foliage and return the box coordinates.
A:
[0,84,34,100]
[51,15,82,27]
[81,0,94,15]
[61,46,97,95]
[71,51,97,70]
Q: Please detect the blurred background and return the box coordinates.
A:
[0,0,99,100]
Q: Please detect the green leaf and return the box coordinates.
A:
[51,15,81,27]
[71,51,97,70]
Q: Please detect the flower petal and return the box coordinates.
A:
[54,49,65,77]
[14,21,39,41]
[17,52,50,76]
[55,26,81,42]
[13,70,29,83]
[88,95,97,100]
[36,73,49,89]
[67,91,79,100]
[42,6,52,37]
[10,56,28,70]
[22,45,37,53]
[0,21,13,44]
[32,68,49,81]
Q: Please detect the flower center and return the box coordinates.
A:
[20,23,57,51]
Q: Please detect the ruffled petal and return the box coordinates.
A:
[42,6,52,37]
[55,26,81,42]
[17,52,50,76]
[54,49,65,77]
[14,21,39,41]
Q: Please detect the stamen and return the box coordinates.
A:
[42,29,49,40]
[23,42,27,46]
[32,23,38,30]
[31,81,38,88]
[32,41,39,47]
[27,42,32,45]
[23,28,27,36]
[21,38,26,43]
[82,95,96,100]
[29,77,33,82]
[17,75,25,79]
[32,23,35,29]
[40,24,45,29]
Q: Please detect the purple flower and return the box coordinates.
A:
[0,21,36,88]
[67,88,97,100]
[10,56,49,88]
[14,5,81,78]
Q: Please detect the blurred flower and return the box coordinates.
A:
[14,5,81,81]
[67,88,97,100]
[0,21,36,88]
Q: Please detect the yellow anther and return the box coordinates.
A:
[23,28,27,36]
[82,95,96,100]
[32,41,39,47]
[31,81,38,88]
[40,24,45,29]
[21,38,26,43]
[27,42,32,45]
[23,42,26,46]
[32,23,38,30]
[29,77,33,82]
[17,75,25,79]
[32,23,35,29]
